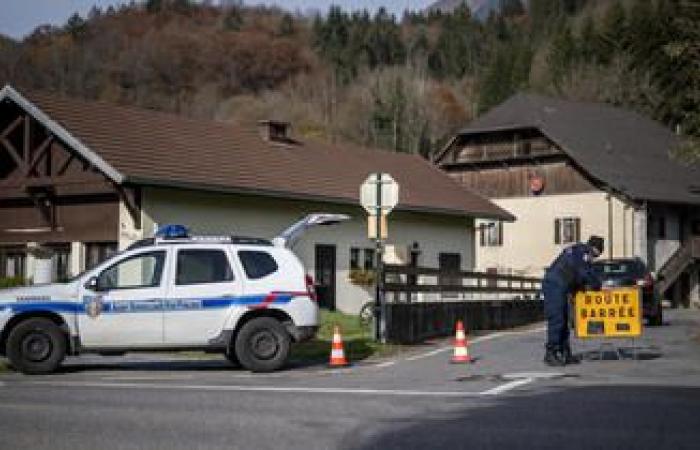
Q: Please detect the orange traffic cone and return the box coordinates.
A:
[451,320,473,364]
[329,325,349,367]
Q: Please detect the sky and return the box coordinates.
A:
[0,0,434,40]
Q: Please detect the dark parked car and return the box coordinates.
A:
[592,258,663,326]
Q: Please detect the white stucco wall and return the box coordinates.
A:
[477,192,635,276]
[136,187,475,314]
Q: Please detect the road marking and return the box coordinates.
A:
[501,371,564,380]
[24,380,485,397]
[404,326,546,362]
[374,361,396,368]
[19,379,536,397]
[481,377,534,395]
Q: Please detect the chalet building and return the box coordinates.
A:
[0,85,510,314]
[436,94,700,307]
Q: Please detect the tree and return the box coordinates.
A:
[277,13,295,37]
[500,0,525,18]
[65,12,87,39]
[597,0,627,64]
[548,24,576,89]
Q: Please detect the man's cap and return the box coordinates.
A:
[587,235,604,255]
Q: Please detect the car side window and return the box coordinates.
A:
[98,251,165,290]
[176,249,234,285]
[238,251,278,280]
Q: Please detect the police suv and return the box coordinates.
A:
[0,214,347,374]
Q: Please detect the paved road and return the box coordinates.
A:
[1,309,700,450]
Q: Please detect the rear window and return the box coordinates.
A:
[238,251,278,280]
[176,249,234,285]
[593,260,646,278]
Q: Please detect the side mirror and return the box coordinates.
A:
[84,276,99,291]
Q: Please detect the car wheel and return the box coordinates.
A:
[224,350,240,367]
[7,318,66,375]
[235,317,290,373]
[649,304,663,327]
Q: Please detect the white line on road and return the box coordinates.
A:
[481,377,534,395]
[404,326,546,362]
[21,379,534,397]
[25,380,484,397]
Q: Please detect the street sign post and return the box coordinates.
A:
[360,173,399,343]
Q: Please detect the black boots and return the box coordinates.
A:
[562,345,580,364]
[544,345,579,366]
[543,346,566,367]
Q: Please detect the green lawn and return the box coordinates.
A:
[290,309,398,364]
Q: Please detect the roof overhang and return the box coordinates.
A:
[0,84,124,184]
[125,176,515,222]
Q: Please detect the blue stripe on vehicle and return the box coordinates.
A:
[0,293,295,315]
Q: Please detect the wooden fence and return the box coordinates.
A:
[381,264,543,344]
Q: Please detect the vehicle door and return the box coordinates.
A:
[78,249,169,348]
[163,246,243,345]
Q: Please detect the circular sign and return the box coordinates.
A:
[529,175,545,195]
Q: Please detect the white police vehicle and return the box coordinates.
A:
[0,214,348,374]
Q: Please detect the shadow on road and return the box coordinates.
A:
[343,385,700,450]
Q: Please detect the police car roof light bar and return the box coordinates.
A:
[155,224,190,239]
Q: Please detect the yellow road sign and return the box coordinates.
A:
[574,287,642,338]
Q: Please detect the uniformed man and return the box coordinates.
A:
[543,236,604,366]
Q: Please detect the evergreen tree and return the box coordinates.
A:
[597,0,627,64]
[547,24,576,89]
[277,13,295,37]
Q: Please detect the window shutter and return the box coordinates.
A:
[497,221,503,246]
[555,219,561,244]
[479,225,485,246]
[575,218,581,242]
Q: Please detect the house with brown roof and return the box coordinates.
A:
[435,93,700,308]
[0,84,510,313]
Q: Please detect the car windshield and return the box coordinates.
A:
[592,260,646,278]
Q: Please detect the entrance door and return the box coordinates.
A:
[439,253,461,287]
[315,245,336,310]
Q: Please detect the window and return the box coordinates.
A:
[238,251,278,280]
[364,249,375,270]
[479,221,503,247]
[85,242,118,270]
[658,216,666,239]
[555,217,581,245]
[350,248,375,270]
[350,248,361,270]
[0,247,26,279]
[692,220,700,236]
[98,251,165,290]
[46,244,71,282]
[176,249,233,285]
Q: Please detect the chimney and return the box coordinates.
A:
[258,120,291,143]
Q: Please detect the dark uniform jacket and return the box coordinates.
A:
[544,243,602,292]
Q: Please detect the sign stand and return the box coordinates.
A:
[360,172,399,344]
[374,172,385,343]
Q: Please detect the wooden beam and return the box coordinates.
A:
[1,137,24,167]
[23,114,30,162]
[25,135,54,177]
[56,151,75,176]
[0,116,23,139]
[115,185,142,230]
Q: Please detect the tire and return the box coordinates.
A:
[648,304,663,327]
[234,317,290,373]
[224,350,240,368]
[7,318,66,375]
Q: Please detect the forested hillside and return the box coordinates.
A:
[0,0,697,158]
